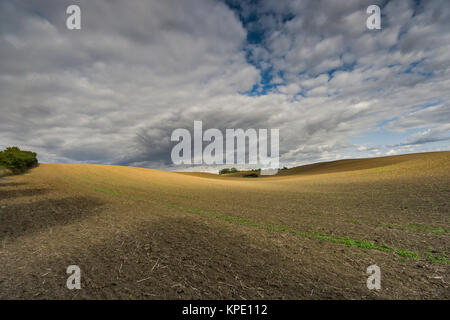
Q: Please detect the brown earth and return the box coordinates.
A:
[0,151,449,299]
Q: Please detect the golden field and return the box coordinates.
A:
[0,151,449,299]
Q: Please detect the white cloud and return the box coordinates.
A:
[0,0,448,169]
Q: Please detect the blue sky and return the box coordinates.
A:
[227,0,449,164]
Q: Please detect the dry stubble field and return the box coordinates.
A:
[0,151,449,299]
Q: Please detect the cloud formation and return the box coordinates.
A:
[0,0,449,171]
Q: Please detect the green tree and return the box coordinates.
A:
[0,146,38,174]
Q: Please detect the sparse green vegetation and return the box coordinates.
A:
[347,219,449,235]
[405,224,448,235]
[424,252,449,264]
[166,204,426,262]
[394,249,419,259]
[92,186,119,195]
[219,167,238,175]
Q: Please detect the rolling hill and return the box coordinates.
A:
[0,151,448,299]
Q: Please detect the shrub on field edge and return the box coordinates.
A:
[0,146,38,174]
[219,167,238,175]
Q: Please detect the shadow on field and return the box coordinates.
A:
[2,213,446,300]
[278,157,410,176]
[1,214,380,300]
[0,187,50,199]
[0,196,104,241]
[0,182,28,188]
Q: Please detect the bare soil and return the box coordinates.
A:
[0,152,448,299]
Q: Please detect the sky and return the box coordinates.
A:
[0,0,449,172]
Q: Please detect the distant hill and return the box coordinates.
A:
[178,151,450,179]
[1,150,449,299]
